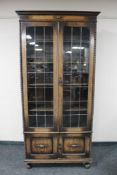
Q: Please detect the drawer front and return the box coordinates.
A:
[63,137,85,153]
[31,137,52,154]
[25,133,58,159]
[60,134,91,158]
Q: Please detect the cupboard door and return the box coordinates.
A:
[59,22,93,132]
[21,22,59,132]
[58,133,91,159]
[25,133,58,159]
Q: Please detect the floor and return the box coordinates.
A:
[0,142,117,175]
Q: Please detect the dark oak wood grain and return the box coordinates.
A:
[17,11,100,168]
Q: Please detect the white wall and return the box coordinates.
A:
[0,0,117,141]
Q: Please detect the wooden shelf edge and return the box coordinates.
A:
[24,131,92,134]
[24,157,92,164]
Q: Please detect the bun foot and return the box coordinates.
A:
[26,163,32,169]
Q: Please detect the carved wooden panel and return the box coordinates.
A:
[63,137,85,153]
[31,137,53,154]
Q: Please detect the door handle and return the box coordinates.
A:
[35,144,48,148]
[68,144,81,148]
[58,77,63,86]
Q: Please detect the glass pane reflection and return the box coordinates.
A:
[26,26,54,128]
[63,26,90,128]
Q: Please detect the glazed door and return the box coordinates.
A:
[57,22,94,158]
[58,22,93,133]
[21,22,59,133]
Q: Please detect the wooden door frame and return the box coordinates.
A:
[20,21,59,133]
[58,21,96,133]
